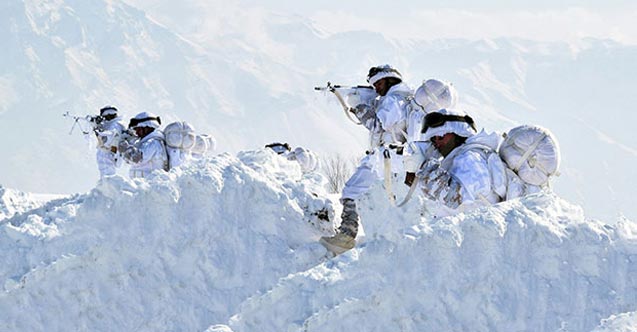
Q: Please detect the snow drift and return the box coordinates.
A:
[229,188,637,331]
[0,150,334,331]
[0,186,63,220]
[1,150,636,332]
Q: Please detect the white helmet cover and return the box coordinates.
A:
[130,111,161,129]
[414,79,458,112]
[100,105,118,116]
[421,108,477,141]
[367,64,403,85]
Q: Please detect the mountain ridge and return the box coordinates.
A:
[1,0,635,220]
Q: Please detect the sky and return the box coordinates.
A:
[125,0,637,45]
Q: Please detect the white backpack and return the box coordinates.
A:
[164,121,196,169]
[191,134,216,157]
[164,121,196,150]
[499,125,561,198]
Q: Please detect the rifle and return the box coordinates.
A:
[314,82,376,125]
[62,111,105,135]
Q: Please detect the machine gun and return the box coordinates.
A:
[63,112,138,152]
[62,111,105,135]
[314,82,377,125]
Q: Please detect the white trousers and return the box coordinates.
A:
[341,148,404,200]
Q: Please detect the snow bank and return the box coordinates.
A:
[1,149,636,332]
[593,312,637,332]
[0,150,335,332]
[227,186,637,331]
[0,186,62,221]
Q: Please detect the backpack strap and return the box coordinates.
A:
[383,148,396,205]
[146,135,170,171]
[510,132,547,172]
[396,174,420,207]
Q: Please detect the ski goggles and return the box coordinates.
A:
[102,114,117,121]
[129,116,161,129]
[421,112,477,133]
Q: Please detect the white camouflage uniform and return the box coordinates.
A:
[120,112,168,179]
[95,118,125,178]
[321,65,412,254]
[126,130,168,178]
[287,147,320,174]
[341,82,412,200]
[419,109,507,210]
[403,79,458,176]
[266,143,320,174]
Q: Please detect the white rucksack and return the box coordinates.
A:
[191,134,216,158]
[163,121,196,169]
[164,121,196,150]
[499,125,561,198]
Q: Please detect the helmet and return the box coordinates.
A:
[99,105,118,116]
[414,79,458,112]
[164,121,196,149]
[421,108,477,141]
[129,112,161,129]
[265,142,290,155]
[366,64,402,85]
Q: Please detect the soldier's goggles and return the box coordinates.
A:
[421,112,477,133]
[129,116,161,129]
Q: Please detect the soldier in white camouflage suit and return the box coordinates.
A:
[94,106,126,178]
[320,64,412,255]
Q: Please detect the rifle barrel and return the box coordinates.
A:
[314,85,373,90]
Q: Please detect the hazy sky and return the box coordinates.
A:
[125,0,637,44]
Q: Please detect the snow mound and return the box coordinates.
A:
[228,187,637,331]
[593,312,637,332]
[0,186,60,221]
[0,150,335,332]
[1,150,636,332]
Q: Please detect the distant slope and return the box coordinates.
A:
[1,0,635,221]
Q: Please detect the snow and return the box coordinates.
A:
[1,151,636,331]
[1,1,637,330]
[593,312,637,332]
[0,186,64,220]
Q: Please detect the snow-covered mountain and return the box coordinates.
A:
[1,0,635,222]
[1,151,635,331]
